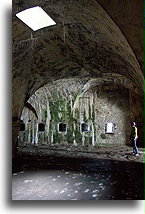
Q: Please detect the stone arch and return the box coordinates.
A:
[18,77,143,148]
[12,0,143,156]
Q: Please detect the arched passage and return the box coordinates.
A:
[18,77,143,148]
[12,0,143,157]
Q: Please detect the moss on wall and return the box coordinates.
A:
[100,133,107,139]
[41,109,47,122]
[20,80,131,146]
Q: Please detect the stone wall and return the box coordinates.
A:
[19,78,132,146]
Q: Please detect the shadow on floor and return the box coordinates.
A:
[12,154,144,200]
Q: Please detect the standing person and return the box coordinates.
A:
[130,122,139,156]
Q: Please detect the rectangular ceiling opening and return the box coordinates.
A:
[16,6,56,31]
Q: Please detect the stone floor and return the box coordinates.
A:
[16,144,144,163]
[12,145,144,200]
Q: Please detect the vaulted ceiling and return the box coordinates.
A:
[12,0,143,118]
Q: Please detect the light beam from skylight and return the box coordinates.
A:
[16,6,56,31]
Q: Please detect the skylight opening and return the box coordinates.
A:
[16,6,56,31]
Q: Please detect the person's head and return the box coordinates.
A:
[131,122,136,126]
